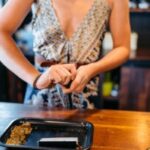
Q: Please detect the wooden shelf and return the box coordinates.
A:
[130,8,150,13]
[129,49,150,61]
[102,96,119,101]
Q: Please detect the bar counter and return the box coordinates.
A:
[0,102,150,150]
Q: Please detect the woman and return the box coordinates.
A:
[0,0,130,109]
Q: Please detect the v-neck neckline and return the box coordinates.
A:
[49,0,97,41]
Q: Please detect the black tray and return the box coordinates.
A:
[0,118,93,150]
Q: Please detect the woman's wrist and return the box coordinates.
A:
[87,62,100,78]
[32,70,55,90]
[32,73,42,89]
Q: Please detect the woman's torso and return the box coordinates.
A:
[25,0,111,109]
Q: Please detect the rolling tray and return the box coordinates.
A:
[0,118,93,150]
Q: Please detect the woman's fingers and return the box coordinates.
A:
[36,64,77,89]
[34,64,77,89]
[37,64,92,92]
[62,75,83,93]
[62,65,92,93]
[48,64,77,86]
[49,71,62,84]
[56,67,72,85]
[62,69,72,85]
[64,64,77,80]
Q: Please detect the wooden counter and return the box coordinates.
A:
[0,102,150,150]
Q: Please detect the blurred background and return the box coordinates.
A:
[0,0,150,111]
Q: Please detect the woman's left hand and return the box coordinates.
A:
[62,64,95,93]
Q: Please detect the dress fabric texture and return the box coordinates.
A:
[24,0,111,109]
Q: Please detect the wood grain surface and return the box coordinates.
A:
[0,102,150,150]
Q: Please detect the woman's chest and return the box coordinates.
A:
[51,0,95,38]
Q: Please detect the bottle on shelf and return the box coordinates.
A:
[138,0,149,9]
[102,72,113,97]
[129,0,138,9]
[111,83,119,98]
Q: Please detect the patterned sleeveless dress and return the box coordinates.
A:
[24,0,111,109]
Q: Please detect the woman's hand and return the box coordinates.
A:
[35,64,77,89]
[62,64,95,93]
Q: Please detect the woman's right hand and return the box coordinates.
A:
[35,64,77,89]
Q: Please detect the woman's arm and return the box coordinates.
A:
[90,0,130,74]
[0,0,40,85]
[0,0,76,88]
[64,0,131,93]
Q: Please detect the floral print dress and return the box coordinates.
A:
[24,0,111,109]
